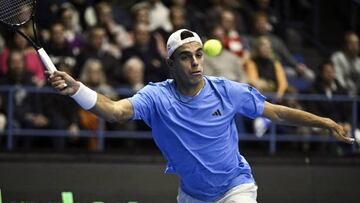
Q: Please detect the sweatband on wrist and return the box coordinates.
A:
[70,82,97,110]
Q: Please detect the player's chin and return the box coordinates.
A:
[187,75,203,85]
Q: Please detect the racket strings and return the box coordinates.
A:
[0,0,33,25]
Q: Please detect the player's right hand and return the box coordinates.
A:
[46,71,80,96]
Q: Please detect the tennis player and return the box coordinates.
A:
[49,29,354,203]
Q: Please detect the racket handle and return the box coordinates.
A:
[37,48,68,88]
[37,48,57,73]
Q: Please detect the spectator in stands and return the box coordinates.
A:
[60,5,84,55]
[0,51,34,130]
[331,32,360,96]
[133,0,172,32]
[76,26,120,85]
[79,59,118,100]
[220,9,250,61]
[78,58,118,150]
[206,0,249,34]
[246,36,288,99]
[153,6,189,58]
[304,60,352,135]
[121,57,150,132]
[246,36,305,137]
[122,57,145,92]
[130,2,150,26]
[47,62,80,149]
[0,51,34,85]
[250,12,315,82]
[44,22,77,71]
[170,0,205,36]
[244,0,280,34]
[121,23,169,83]
[95,1,133,52]
[0,51,51,149]
[65,0,95,31]
[0,30,45,86]
[204,25,247,83]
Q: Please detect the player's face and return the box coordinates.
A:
[171,42,204,87]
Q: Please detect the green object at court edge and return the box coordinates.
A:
[61,192,74,203]
[0,189,2,203]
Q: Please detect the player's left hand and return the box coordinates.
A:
[328,120,355,144]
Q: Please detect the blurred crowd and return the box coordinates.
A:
[0,0,359,151]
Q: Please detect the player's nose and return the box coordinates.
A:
[191,55,199,68]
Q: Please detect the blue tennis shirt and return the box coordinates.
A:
[129,76,266,201]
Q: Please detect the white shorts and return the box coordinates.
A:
[177,183,258,203]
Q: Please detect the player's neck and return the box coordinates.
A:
[175,78,205,97]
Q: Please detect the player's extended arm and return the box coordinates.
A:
[262,101,354,144]
[49,71,133,123]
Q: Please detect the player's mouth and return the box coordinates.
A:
[191,70,202,76]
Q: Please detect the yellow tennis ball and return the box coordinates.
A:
[203,39,222,57]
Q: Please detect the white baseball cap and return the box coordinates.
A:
[166,29,203,58]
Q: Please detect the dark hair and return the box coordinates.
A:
[318,59,334,72]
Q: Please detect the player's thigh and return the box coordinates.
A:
[219,183,258,203]
[177,188,207,203]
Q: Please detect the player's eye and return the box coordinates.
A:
[180,54,190,61]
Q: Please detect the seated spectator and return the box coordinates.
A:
[44,22,77,71]
[220,9,250,61]
[79,59,118,100]
[122,57,145,92]
[304,60,352,136]
[0,51,50,149]
[76,26,120,85]
[60,5,85,55]
[246,37,305,137]
[47,62,80,149]
[204,25,247,83]
[170,0,206,36]
[121,23,169,83]
[78,58,118,150]
[206,0,249,34]
[95,1,133,51]
[64,0,95,31]
[331,32,360,96]
[154,6,189,58]
[0,50,35,86]
[133,0,172,32]
[120,57,150,132]
[246,36,288,99]
[131,2,150,26]
[0,30,45,86]
[244,0,281,34]
[249,12,314,82]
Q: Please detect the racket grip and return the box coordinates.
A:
[37,48,57,73]
[37,48,68,88]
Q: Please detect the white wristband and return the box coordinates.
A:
[70,82,97,110]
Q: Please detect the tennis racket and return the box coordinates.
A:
[0,0,57,73]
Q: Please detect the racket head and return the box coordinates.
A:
[0,0,36,27]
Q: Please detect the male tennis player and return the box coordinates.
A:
[49,29,354,203]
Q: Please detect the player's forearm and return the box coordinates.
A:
[270,104,334,129]
[90,94,119,122]
[70,82,130,123]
